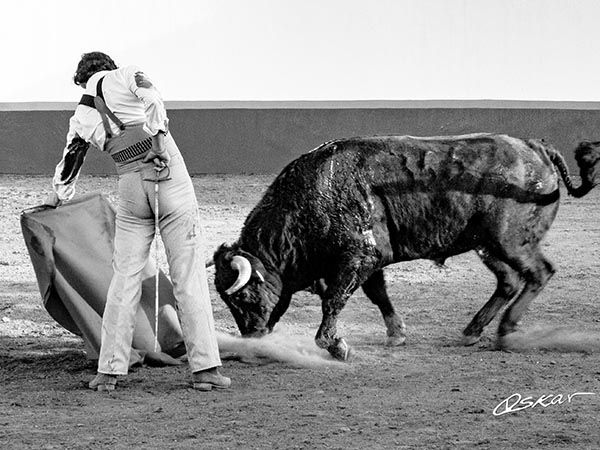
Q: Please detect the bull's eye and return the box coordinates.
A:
[238,289,262,305]
[233,290,250,302]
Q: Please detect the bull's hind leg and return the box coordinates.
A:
[361,270,406,346]
[497,248,556,345]
[462,249,522,346]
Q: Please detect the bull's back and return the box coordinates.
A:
[244,133,560,264]
[354,134,556,191]
[299,133,558,205]
[317,134,558,260]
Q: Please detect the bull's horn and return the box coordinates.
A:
[255,270,265,283]
[205,257,215,268]
[225,255,252,295]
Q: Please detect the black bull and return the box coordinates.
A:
[214,133,600,360]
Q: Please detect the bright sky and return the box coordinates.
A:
[3,0,600,102]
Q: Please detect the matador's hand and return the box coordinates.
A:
[143,131,170,167]
[43,192,63,208]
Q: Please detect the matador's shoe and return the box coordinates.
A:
[88,373,118,391]
[192,367,231,391]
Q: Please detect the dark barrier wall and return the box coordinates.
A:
[2,102,600,175]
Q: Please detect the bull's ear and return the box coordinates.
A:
[216,242,233,253]
[214,243,237,266]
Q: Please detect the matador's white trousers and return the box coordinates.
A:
[97,135,221,375]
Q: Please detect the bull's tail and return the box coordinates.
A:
[545,142,599,198]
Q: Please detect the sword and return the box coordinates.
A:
[144,164,171,352]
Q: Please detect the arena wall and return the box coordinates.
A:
[2,101,600,175]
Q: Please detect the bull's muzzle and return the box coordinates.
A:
[244,328,269,338]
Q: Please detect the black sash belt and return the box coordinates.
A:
[110,136,153,163]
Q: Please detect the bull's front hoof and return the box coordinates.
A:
[328,338,353,361]
[461,334,481,347]
[495,333,513,351]
[496,337,508,351]
[497,320,520,339]
[385,335,406,347]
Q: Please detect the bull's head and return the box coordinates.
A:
[213,244,280,337]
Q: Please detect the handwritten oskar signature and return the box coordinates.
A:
[493,392,595,416]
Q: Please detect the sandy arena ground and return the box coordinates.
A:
[1,173,600,449]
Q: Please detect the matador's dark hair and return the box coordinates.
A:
[73,52,118,86]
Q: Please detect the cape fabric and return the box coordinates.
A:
[20,193,186,367]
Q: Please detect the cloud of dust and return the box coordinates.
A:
[502,324,600,354]
[215,328,346,368]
